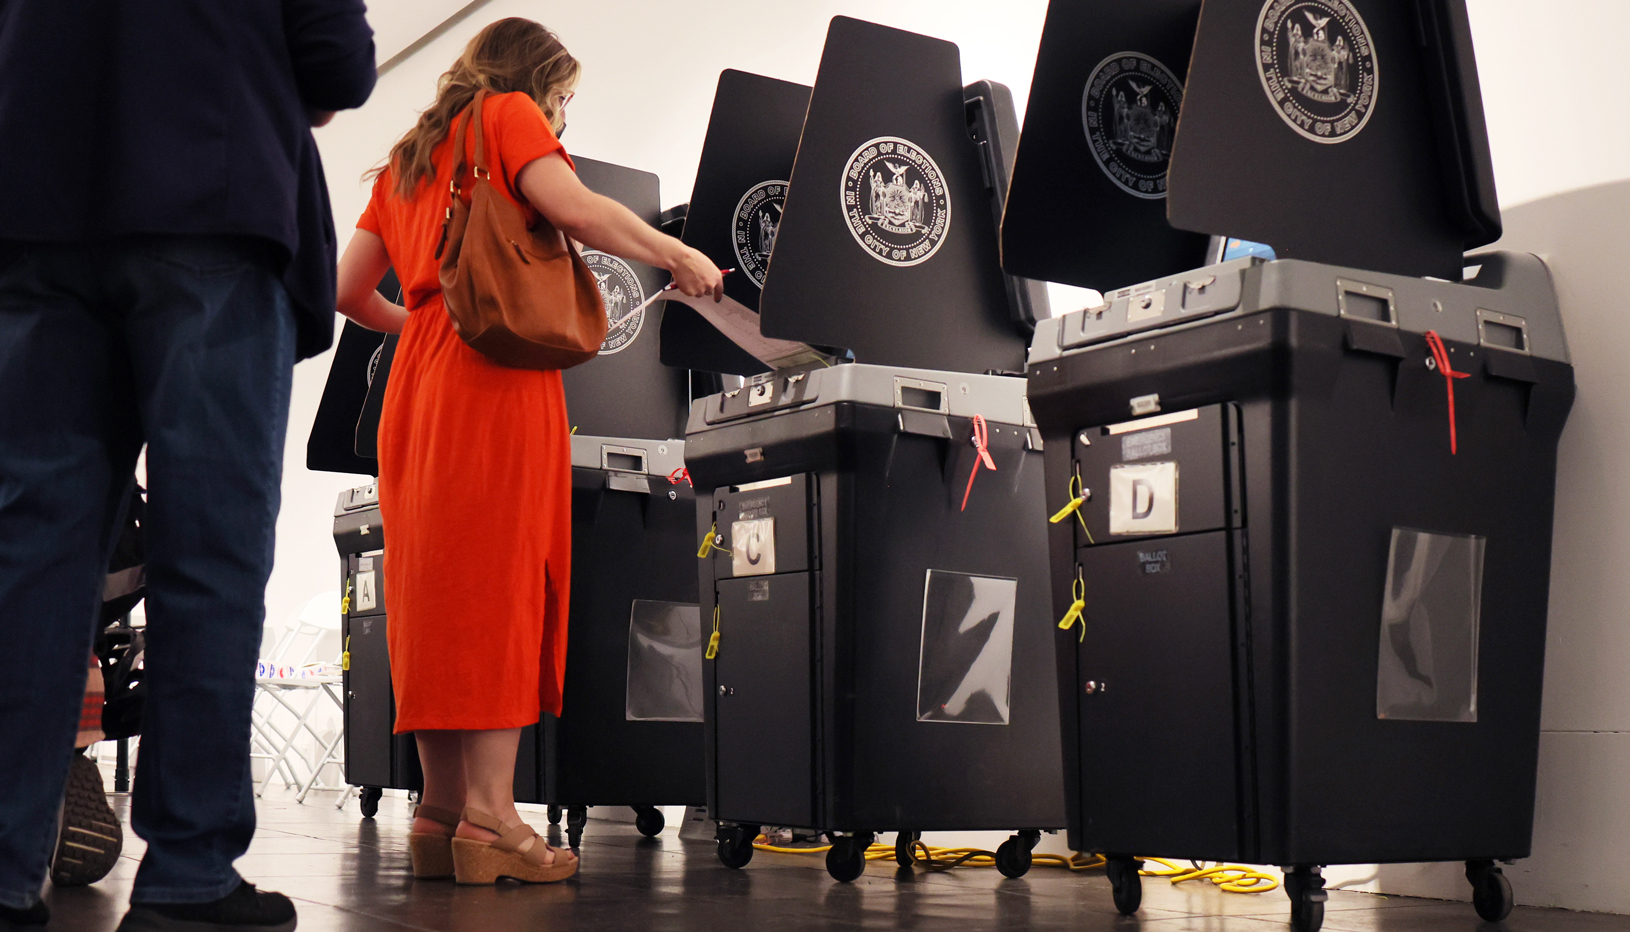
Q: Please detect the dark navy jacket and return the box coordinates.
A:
[0,0,377,359]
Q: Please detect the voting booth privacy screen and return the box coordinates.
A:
[1165,0,1500,280]
[759,17,1032,375]
[1001,0,1211,290]
[663,70,811,377]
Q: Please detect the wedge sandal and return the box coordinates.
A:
[451,807,578,884]
[408,804,460,879]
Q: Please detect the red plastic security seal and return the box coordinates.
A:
[960,414,998,512]
[1424,330,1471,455]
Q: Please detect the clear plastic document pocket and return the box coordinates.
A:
[626,600,704,722]
[916,570,1018,725]
[1376,528,1485,723]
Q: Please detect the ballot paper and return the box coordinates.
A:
[633,287,828,370]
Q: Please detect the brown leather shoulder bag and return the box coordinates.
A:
[435,90,607,369]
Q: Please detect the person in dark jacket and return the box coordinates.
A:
[0,3,376,929]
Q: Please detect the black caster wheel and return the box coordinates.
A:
[565,806,588,849]
[825,833,873,883]
[1106,856,1143,914]
[1467,860,1515,922]
[894,831,921,867]
[995,833,1036,879]
[358,786,382,819]
[715,823,758,869]
[1285,866,1327,932]
[547,804,562,826]
[634,806,665,837]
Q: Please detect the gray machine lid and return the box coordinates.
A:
[1027,250,1567,368]
[560,156,690,440]
[1165,0,1501,281]
[757,17,1032,376]
[660,69,811,377]
[1001,0,1211,291]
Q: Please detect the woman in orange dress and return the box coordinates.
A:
[333,19,721,884]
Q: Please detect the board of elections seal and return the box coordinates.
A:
[1081,52,1183,199]
[582,250,645,355]
[840,136,951,268]
[1256,0,1379,144]
[732,180,788,288]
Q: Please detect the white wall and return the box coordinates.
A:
[270,1,1630,909]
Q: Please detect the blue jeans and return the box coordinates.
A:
[0,237,296,907]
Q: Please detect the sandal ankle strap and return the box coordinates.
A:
[413,804,462,828]
[460,807,505,833]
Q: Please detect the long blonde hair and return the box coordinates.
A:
[372,18,581,198]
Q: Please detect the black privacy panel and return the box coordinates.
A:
[1001,0,1210,291]
[1166,0,1497,281]
[562,156,689,440]
[307,269,403,475]
[353,333,397,460]
[307,320,387,475]
[758,17,1027,375]
[662,70,811,377]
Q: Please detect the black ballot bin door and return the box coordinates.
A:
[341,590,394,789]
[1067,403,1244,861]
[713,572,815,829]
[1075,531,1241,860]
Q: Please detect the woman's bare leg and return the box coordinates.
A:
[413,730,465,836]
[453,727,572,863]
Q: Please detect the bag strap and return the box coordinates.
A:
[435,91,486,261]
[449,90,492,189]
[470,89,492,179]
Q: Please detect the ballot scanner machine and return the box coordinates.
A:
[1004,1,1574,928]
[667,22,1065,883]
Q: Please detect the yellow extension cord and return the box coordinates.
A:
[752,838,1279,893]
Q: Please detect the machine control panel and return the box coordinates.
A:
[1059,264,1248,351]
[703,366,823,424]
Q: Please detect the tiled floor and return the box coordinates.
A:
[41,788,1622,932]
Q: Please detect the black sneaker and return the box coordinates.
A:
[53,752,124,886]
[0,900,50,930]
[116,882,296,932]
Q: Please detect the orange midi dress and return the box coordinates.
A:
[356,92,575,732]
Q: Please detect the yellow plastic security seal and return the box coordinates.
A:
[1048,473,1094,544]
[706,605,721,659]
[1057,569,1086,642]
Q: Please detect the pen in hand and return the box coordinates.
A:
[632,269,736,314]
[660,268,734,301]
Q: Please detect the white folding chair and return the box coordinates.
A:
[250,592,347,801]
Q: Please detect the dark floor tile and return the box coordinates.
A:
[1319,901,1630,932]
[41,789,1613,932]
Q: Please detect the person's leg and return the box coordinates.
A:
[453,729,570,863]
[113,236,296,905]
[413,730,466,836]
[454,728,522,830]
[0,241,143,914]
